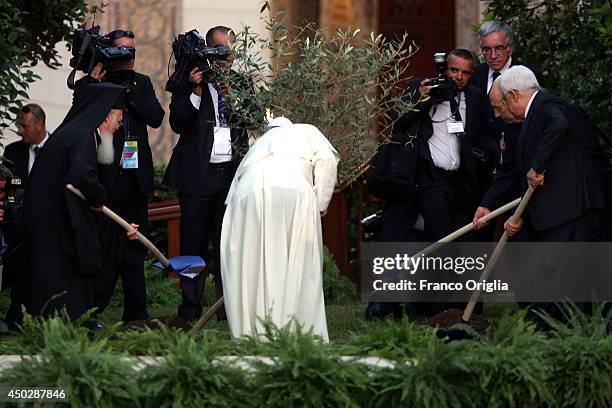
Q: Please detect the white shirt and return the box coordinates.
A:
[189,84,232,163]
[428,92,466,171]
[28,131,49,174]
[524,90,539,119]
[487,56,512,93]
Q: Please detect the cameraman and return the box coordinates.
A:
[162,26,253,321]
[74,29,165,323]
[366,49,499,320]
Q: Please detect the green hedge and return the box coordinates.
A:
[1,306,610,407]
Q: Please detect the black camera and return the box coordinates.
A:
[165,29,231,92]
[69,26,135,75]
[426,52,457,103]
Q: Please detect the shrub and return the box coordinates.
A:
[0,313,139,407]
[138,330,252,407]
[323,246,358,305]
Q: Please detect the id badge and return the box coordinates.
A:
[213,126,232,156]
[121,140,139,169]
[447,120,465,134]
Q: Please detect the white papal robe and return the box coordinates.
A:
[220,117,339,341]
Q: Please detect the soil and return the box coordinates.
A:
[117,315,192,332]
[425,308,489,332]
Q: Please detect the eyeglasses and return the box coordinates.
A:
[108,29,135,40]
[481,45,508,56]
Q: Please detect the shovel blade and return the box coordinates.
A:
[153,255,206,279]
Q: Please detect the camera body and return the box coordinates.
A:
[69,26,135,74]
[425,52,457,103]
[165,29,231,93]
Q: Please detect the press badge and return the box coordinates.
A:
[121,140,139,169]
[447,120,465,134]
[213,126,232,157]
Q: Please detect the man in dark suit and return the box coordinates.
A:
[74,29,165,322]
[1,103,49,327]
[365,49,498,319]
[396,48,499,241]
[474,67,608,326]
[4,104,49,182]
[163,26,252,321]
[470,21,545,201]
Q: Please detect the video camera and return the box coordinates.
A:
[425,52,458,103]
[67,26,135,87]
[165,29,231,93]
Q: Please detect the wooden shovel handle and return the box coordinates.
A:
[66,184,170,267]
[462,188,535,322]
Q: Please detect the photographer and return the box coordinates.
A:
[0,164,26,328]
[365,49,499,320]
[162,26,253,321]
[73,29,165,323]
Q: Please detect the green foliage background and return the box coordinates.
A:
[0,0,98,140]
[484,0,612,146]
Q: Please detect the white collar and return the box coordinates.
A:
[488,56,512,78]
[524,90,539,119]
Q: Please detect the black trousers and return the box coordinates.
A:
[94,170,149,321]
[178,164,234,320]
[521,209,606,329]
[416,162,482,314]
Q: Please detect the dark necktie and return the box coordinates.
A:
[449,93,463,123]
[213,84,229,126]
[33,145,40,158]
[492,71,501,82]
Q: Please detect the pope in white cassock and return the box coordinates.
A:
[220,117,339,341]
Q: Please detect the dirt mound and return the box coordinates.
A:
[119,315,192,332]
[425,308,489,332]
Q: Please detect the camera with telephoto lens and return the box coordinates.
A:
[426,52,458,103]
[165,29,231,93]
[69,26,135,75]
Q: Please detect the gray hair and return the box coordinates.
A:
[477,21,514,46]
[498,66,541,97]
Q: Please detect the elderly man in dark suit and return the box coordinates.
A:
[474,67,609,327]
[163,26,254,321]
[74,29,165,322]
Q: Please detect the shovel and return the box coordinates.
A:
[66,184,206,278]
[436,188,535,340]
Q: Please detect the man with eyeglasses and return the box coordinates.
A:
[73,29,165,323]
[163,26,255,322]
[470,21,545,239]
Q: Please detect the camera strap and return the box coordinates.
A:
[67,32,94,90]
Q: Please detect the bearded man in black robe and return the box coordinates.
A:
[20,83,126,320]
